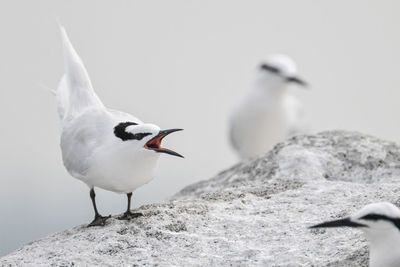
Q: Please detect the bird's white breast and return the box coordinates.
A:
[230,90,290,158]
[61,108,159,193]
[85,145,160,193]
[368,230,400,267]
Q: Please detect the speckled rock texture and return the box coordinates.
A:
[2,131,400,266]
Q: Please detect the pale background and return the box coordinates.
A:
[1,0,400,256]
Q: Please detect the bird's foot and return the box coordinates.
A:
[118,211,143,220]
[87,214,111,227]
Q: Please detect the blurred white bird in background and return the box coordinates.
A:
[310,202,400,267]
[56,27,183,227]
[229,54,308,159]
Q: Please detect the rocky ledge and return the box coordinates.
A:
[2,131,400,266]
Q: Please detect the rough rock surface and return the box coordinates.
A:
[2,131,400,266]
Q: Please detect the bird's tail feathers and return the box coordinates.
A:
[56,75,70,120]
[56,26,104,121]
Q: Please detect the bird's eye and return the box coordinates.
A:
[360,214,383,221]
[114,121,150,141]
[133,133,151,140]
[359,213,400,230]
[260,64,280,74]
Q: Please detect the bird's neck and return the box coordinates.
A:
[368,229,400,267]
[252,74,288,99]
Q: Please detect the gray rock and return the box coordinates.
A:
[2,130,400,266]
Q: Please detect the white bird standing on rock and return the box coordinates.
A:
[310,202,400,267]
[55,27,183,227]
[229,54,308,159]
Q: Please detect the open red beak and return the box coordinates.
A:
[144,128,184,158]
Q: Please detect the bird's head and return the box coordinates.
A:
[309,202,400,239]
[114,122,183,158]
[257,54,308,88]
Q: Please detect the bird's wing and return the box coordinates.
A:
[60,108,112,179]
[228,108,241,152]
[284,94,309,137]
[229,122,239,152]
[56,26,104,123]
[60,108,143,179]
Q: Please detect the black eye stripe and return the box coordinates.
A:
[360,213,400,230]
[114,121,151,141]
[260,64,280,74]
[133,132,152,140]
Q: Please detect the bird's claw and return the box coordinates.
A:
[118,211,143,221]
[87,214,111,227]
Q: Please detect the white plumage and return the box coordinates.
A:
[310,202,400,267]
[229,54,308,159]
[55,26,183,226]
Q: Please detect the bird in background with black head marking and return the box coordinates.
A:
[310,202,400,267]
[229,54,309,159]
[55,26,183,227]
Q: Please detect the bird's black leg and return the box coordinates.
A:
[118,192,143,220]
[87,188,111,227]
